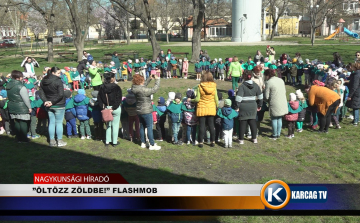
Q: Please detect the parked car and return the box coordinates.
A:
[4,39,16,44]
[61,36,73,43]
[0,40,16,48]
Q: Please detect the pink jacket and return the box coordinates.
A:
[182,61,189,72]
[284,101,299,121]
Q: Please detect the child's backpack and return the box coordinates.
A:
[290,64,298,77]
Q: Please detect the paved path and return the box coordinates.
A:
[164,41,360,47]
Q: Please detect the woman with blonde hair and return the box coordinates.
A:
[189,71,219,148]
[228,56,243,91]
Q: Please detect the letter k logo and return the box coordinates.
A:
[267,188,283,202]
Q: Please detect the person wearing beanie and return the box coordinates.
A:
[123,91,139,142]
[182,58,189,79]
[74,89,91,140]
[285,93,303,138]
[167,92,183,145]
[216,98,239,148]
[295,89,308,132]
[127,59,133,81]
[217,58,226,81]
[181,89,197,145]
[134,59,141,75]
[64,90,78,139]
[155,96,167,141]
[89,90,103,141]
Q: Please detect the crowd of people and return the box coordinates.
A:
[0,46,359,150]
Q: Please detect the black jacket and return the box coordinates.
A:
[77,60,87,75]
[347,70,360,109]
[39,74,65,107]
[0,99,10,121]
[98,83,122,110]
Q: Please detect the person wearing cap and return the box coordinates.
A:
[64,90,78,139]
[229,56,243,91]
[264,69,288,140]
[74,89,92,140]
[216,99,238,148]
[284,93,302,139]
[345,63,360,126]
[189,71,219,148]
[131,73,161,150]
[167,92,183,145]
[89,60,103,90]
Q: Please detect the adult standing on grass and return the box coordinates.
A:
[6,70,31,143]
[345,63,360,126]
[307,81,340,133]
[158,50,166,61]
[228,56,243,91]
[131,74,161,150]
[112,51,121,81]
[236,70,263,145]
[332,52,343,68]
[189,72,219,148]
[89,60,103,91]
[77,59,87,78]
[38,67,67,147]
[82,50,88,60]
[264,69,288,140]
[254,50,264,64]
[98,72,123,148]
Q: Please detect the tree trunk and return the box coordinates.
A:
[75,39,84,62]
[311,27,315,46]
[270,24,276,40]
[149,28,161,60]
[47,18,54,63]
[191,27,201,62]
[166,30,169,43]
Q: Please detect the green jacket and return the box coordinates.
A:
[5,79,29,114]
[153,104,164,116]
[229,61,242,77]
[31,98,44,109]
[88,67,103,87]
[195,63,202,68]
[65,98,75,110]
[299,100,308,109]
[112,55,121,69]
[161,62,168,69]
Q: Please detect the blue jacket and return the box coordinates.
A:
[167,101,183,123]
[65,98,76,121]
[74,94,90,121]
[216,107,238,130]
[156,105,167,119]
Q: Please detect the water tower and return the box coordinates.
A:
[232,0,262,42]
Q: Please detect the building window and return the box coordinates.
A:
[266,24,269,29]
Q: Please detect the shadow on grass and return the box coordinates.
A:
[0,134,220,185]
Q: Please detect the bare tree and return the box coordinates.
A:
[295,0,344,46]
[155,0,176,43]
[110,0,161,60]
[5,4,29,46]
[64,0,92,61]
[173,0,193,41]
[326,3,345,36]
[190,0,205,62]
[27,10,47,40]
[267,0,290,40]
[28,0,58,62]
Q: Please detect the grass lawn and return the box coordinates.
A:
[1,43,360,222]
[270,36,360,45]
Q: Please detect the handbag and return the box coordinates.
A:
[101,94,113,122]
